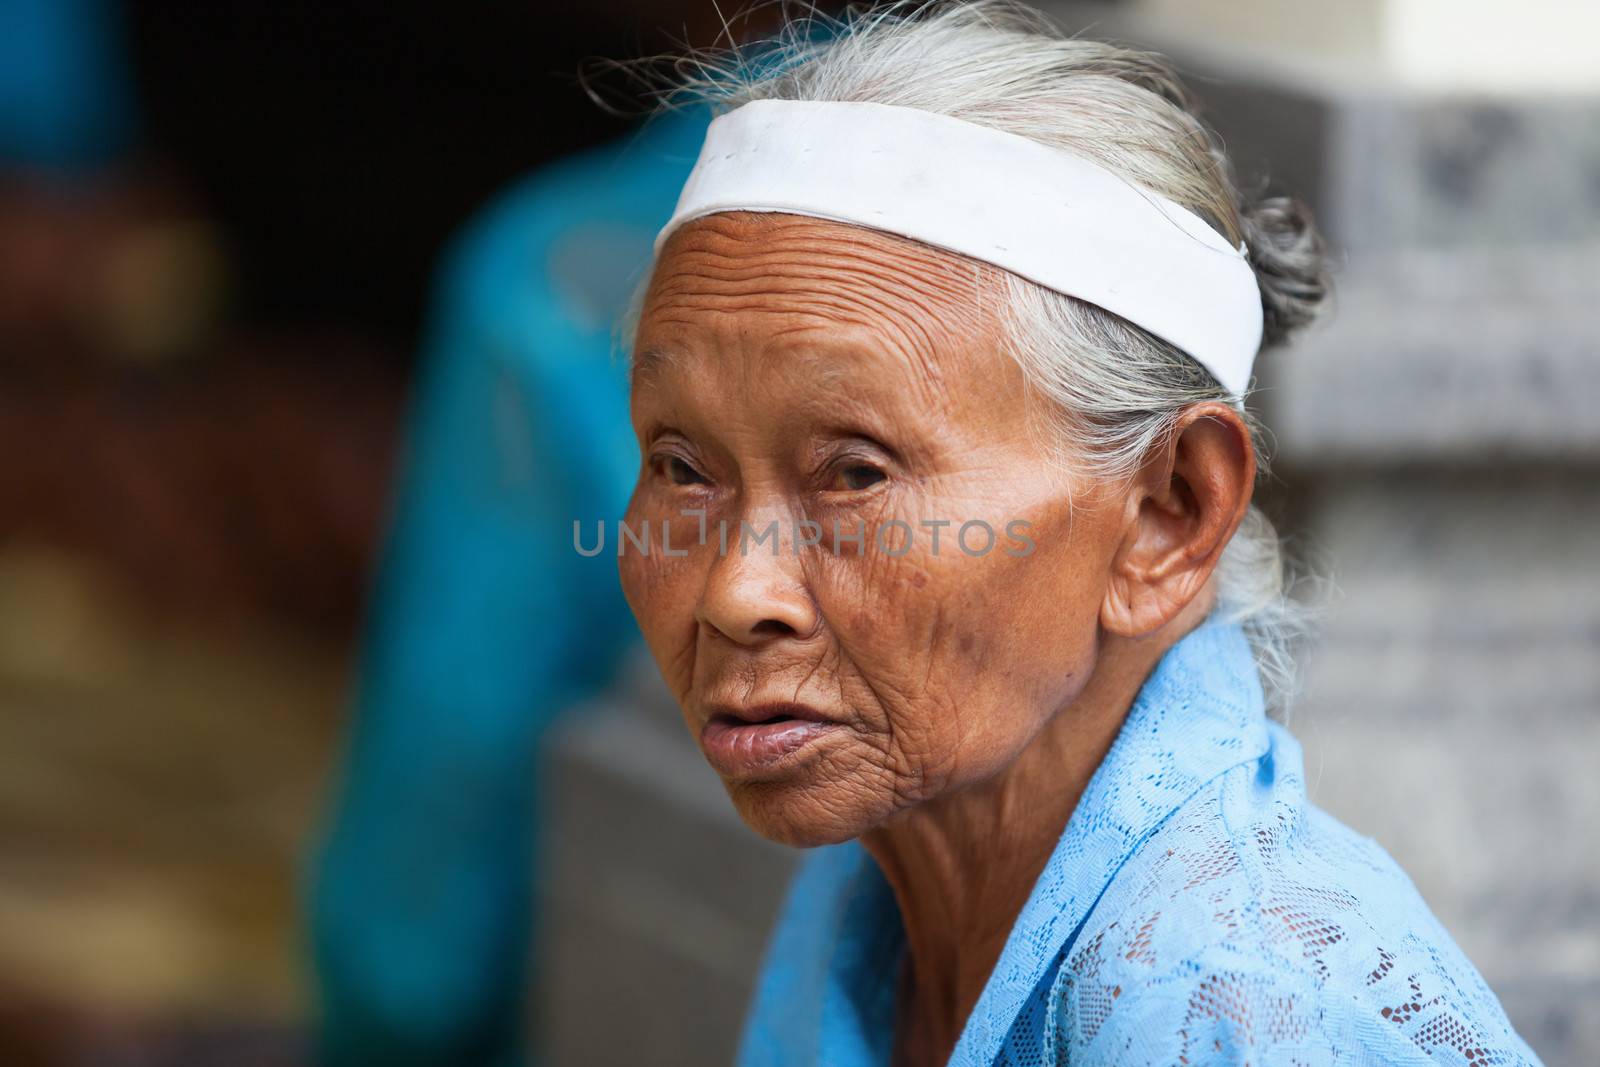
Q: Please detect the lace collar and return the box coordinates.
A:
[949,615,1270,1063]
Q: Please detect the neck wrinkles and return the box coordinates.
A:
[860,621,1181,1061]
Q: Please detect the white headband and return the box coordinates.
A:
[654,99,1263,395]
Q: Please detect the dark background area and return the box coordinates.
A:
[2,2,696,639]
[124,3,643,357]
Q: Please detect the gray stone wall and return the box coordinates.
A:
[1187,28,1600,1067]
[1286,476,1600,1064]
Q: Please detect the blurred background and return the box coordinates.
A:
[0,1,1593,1065]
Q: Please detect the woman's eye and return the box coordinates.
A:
[658,454,708,486]
[832,464,887,492]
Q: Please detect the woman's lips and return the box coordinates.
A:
[699,708,840,778]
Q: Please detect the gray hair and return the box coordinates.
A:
[624,0,1331,709]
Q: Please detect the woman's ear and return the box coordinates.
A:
[1100,402,1256,638]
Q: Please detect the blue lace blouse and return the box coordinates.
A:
[736,617,1542,1065]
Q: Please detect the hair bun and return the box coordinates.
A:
[1240,195,1330,348]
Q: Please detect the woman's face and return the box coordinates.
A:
[621,212,1131,846]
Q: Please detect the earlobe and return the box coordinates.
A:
[1099,404,1255,638]
[1098,574,1146,637]
[1100,558,1212,638]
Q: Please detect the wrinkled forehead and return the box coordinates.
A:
[633,211,1006,390]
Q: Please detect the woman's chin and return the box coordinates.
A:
[724,779,884,849]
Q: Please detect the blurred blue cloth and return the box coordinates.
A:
[739,617,1540,1066]
[309,108,709,1067]
[0,0,133,172]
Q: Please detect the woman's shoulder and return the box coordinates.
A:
[1048,723,1540,1065]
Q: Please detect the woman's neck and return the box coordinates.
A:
[862,630,1174,1065]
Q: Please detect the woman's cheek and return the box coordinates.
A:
[835,540,1052,794]
[619,497,696,647]
[615,500,654,614]
[826,590,970,786]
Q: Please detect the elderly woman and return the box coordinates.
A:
[615,3,1539,1064]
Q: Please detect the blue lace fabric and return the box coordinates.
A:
[737,616,1543,1066]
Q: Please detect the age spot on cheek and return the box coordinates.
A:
[955,629,996,671]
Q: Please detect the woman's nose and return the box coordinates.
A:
[696,525,819,645]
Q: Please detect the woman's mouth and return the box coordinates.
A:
[698,703,841,778]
